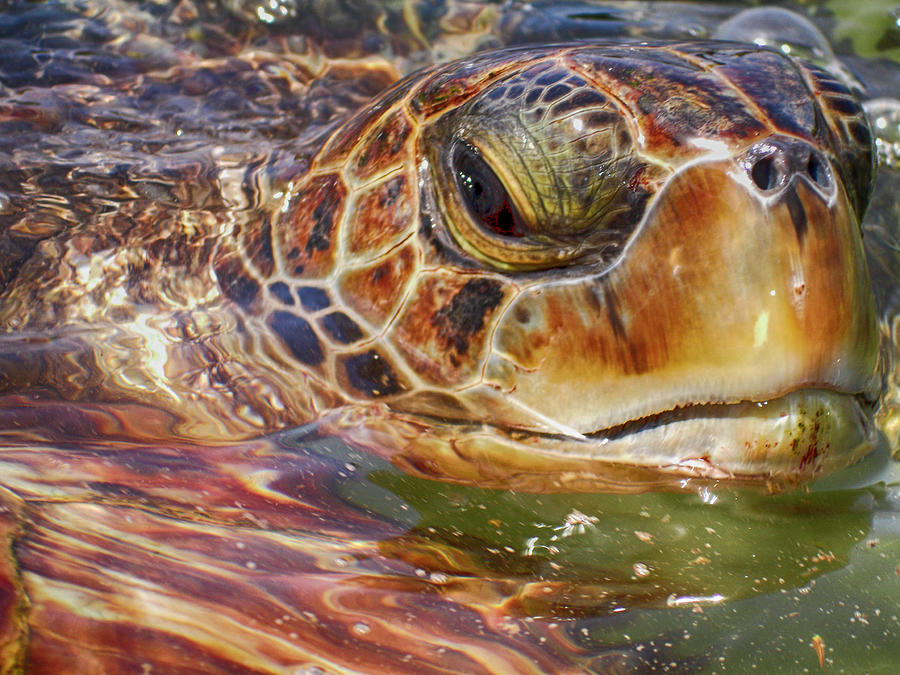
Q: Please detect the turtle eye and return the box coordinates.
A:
[451,142,524,238]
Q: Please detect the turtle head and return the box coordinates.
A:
[296,43,881,489]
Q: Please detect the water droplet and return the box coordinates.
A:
[865,98,900,169]
[290,666,328,675]
[333,554,354,568]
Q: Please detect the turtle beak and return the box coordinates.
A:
[484,144,879,448]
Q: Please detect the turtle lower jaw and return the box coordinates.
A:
[526,388,879,482]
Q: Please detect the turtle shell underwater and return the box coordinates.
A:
[0,0,897,494]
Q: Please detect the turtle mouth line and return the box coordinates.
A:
[584,399,796,443]
[502,389,877,443]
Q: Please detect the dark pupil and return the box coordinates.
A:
[452,143,522,238]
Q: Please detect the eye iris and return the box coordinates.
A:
[452,143,522,238]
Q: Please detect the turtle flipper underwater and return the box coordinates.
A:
[0,0,895,491]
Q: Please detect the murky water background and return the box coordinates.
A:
[0,0,899,672]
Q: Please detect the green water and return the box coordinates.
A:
[313,428,900,672]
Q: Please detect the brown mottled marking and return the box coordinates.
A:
[348,110,414,181]
[431,278,506,356]
[214,254,260,311]
[410,50,533,117]
[392,274,510,385]
[243,216,275,278]
[278,173,346,278]
[338,243,417,328]
[315,66,405,164]
[571,50,769,156]
[347,174,415,256]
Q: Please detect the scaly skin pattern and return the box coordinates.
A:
[0,41,882,489]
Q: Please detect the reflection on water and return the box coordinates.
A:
[0,410,897,672]
[0,0,899,672]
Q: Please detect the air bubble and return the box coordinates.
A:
[632,562,651,577]
[713,8,833,62]
[864,98,900,169]
[713,8,860,92]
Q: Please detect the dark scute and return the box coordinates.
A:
[712,50,814,140]
[570,89,609,107]
[542,83,570,103]
[812,76,852,97]
[551,89,608,116]
[297,286,330,312]
[321,312,363,344]
[846,119,871,147]
[432,278,505,354]
[535,69,566,86]
[268,310,324,366]
[305,189,341,253]
[343,350,402,397]
[268,281,294,305]
[219,269,260,310]
[251,218,275,273]
[826,95,862,116]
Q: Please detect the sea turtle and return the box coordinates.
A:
[0,1,899,672]
[0,0,895,492]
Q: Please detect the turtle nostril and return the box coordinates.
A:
[750,154,781,191]
[806,152,831,189]
[746,138,832,194]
